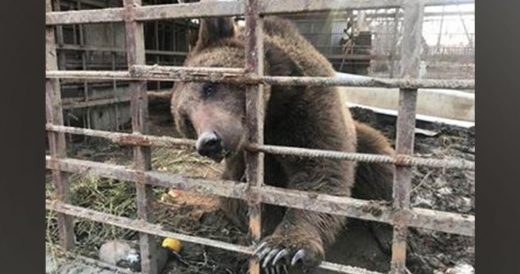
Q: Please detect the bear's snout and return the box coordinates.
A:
[196,131,224,162]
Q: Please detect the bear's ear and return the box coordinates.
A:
[194,17,236,51]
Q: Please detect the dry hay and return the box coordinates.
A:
[46,108,475,273]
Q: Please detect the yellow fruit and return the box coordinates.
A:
[161,237,182,253]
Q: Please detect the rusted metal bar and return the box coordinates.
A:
[249,144,475,170]
[390,1,424,273]
[389,7,401,78]
[262,0,474,14]
[45,0,74,251]
[47,200,252,255]
[260,75,474,89]
[424,0,474,6]
[123,0,158,272]
[46,67,475,89]
[62,97,131,109]
[130,65,246,82]
[47,7,125,25]
[390,89,418,274]
[46,124,196,147]
[135,0,244,21]
[45,0,474,25]
[46,200,383,274]
[109,25,121,130]
[53,0,67,71]
[46,124,475,170]
[47,70,132,80]
[244,0,264,273]
[45,156,475,237]
[57,44,188,56]
[77,0,92,130]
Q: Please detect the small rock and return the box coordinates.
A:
[415,128,439,137]
[438,187,453,195]
[412,196,433,208]
[459,197,473,213]
[99,240,168,272]
[434,178,448,188]
[445,263,474,274]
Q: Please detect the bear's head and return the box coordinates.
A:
[172,17,303,162]
[171,17,249,162]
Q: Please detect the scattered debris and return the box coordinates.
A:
[46,107,474,274]
[443,263,474,274]
[415,128,440,137]
[99,240,168,272]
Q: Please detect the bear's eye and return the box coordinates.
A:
[202,83,217,97]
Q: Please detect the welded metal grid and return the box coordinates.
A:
[45,0,475,273]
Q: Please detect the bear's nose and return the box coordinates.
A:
[196,131,223,160]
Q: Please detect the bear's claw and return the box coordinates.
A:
[254,237,319,274]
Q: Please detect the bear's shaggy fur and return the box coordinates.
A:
[171,16,394,273]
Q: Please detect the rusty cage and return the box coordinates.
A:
[45,0,475,273]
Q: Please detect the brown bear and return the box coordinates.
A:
[171,16,394,273]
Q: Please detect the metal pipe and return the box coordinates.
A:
[244,0,264,272]
[45,157,474,236]
[46,67,475,89]
[45,0,74,251]
[123,0,158,272]
[46,0,474,25]
[46,200,384,274]
[390,1,424,272]
[45,124,475,170]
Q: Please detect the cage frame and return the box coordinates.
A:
[45,0,475,273]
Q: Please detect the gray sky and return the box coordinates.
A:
[422,4,474,47]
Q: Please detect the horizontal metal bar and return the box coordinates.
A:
[57,44,188,56]
[134,1,244,21]
[47,7,125,25]
[47,70,133,80]
[63,97,131,109]
[45,156,475,236]
[46,66,475,89]
[423,0,474,6]
[249,144,475,170]
[46,124,475,170]
[47,199,251,254]
[46,200,382,274]
[46,0,474,25]
[47,124,195,147]
[263,0,474,14]
[260,75,474,89]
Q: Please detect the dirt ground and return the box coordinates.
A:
[46,102,475,274]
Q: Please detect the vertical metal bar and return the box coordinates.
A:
[54,0,67,71]
[110,21,120,131]
[390,1,423,274]
[389,8,400,78]
[46,0,74,251]
[244,0,264,274]
[172,21,177,66]
[77,0,91,130]
[123,0,158,273]
[457,5,474,48]
[436,5,445,53]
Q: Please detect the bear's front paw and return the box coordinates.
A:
[253,231,324,273]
